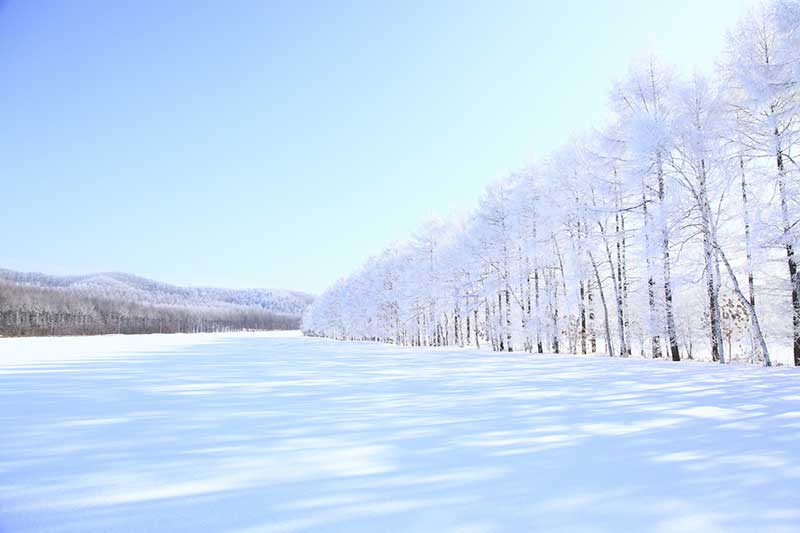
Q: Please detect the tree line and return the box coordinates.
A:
[0,280,299,337]
[303,1,800,366]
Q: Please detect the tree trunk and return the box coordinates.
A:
[740,156,756,308]
[534,269,543,353]
[474,308,480,349]
[579,280,587,354]
[657,155,680,362]
[699,159,725,363]
[620,211,632,356]
[642,190,662,358]
[778,155,800,366]
[602,219,626,357]
[505,288,512,352]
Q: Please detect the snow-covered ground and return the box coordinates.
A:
[1,333,799,532]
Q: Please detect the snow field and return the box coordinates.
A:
[1,332,799,532]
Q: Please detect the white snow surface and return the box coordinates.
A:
[1,332,799,532]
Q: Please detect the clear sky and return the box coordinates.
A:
[2,0,754,294]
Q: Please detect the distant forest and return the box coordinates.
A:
[0,269,313,337]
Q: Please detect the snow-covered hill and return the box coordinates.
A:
[0,268,313,316]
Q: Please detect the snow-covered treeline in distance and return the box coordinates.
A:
[0,269,313,337]
[303,1,800,366]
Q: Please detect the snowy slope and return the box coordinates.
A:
[0,268,314,315]
[1,333,799,532]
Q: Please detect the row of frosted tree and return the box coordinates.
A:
[303,1,800,366]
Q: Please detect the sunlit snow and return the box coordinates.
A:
[1,332,799,532]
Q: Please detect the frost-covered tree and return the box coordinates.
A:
[302,0,800,367]
[726,0,800,364]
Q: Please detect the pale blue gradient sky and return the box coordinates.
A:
[2,0,753,293]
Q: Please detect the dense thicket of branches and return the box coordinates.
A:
[303,1,800,366]
[0,280,300,337]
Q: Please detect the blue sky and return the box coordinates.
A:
[2,0,753,294]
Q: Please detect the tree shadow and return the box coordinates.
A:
[1,334,799,532]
